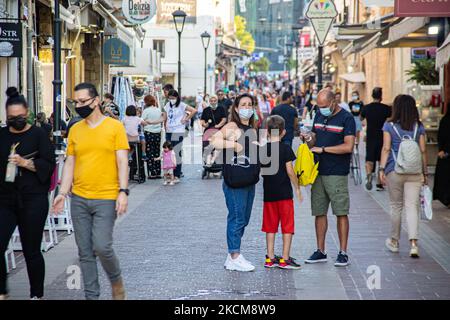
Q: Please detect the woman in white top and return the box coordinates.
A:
[162,89,197,182]
[142,95,164,179]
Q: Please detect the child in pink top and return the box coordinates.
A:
[155,141,177,185]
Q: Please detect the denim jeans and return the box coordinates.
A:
[222,182,256,254]
[165,132,184,178]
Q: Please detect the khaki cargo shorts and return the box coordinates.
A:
[311,175,350,216]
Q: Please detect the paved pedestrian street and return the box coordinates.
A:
[6,131,450,300]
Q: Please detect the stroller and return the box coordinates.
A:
[129,141,146,184]
[201,128,223,179]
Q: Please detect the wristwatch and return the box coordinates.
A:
[322,146,326,153]
[379,167,385,172]
[119,188,130,196]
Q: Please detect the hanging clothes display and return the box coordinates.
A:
[111,75,136,120]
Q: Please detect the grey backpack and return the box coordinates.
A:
[391,123,423,175]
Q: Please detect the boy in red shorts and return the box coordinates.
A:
[261,115,303,269]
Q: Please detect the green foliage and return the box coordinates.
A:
[247,57,271,72]
[286,57,297,71]
[406,59,439,85]
[235,15,255,54]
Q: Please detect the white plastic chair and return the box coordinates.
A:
[52,196,73,235]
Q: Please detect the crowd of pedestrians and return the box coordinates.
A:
[0,76,448,300]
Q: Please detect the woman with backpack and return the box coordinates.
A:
[379,94,428,258]
[210,93,260,272]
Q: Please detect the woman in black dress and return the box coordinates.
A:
[433,103,450,208]
[0,87,55,300]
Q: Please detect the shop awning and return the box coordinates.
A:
[359,32,382,56]
[336,13,395,36]
[436,33,450,69]
[388,17,428,43]
[92,2,135,48]
[339,72,366,83]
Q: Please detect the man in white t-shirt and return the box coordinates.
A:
[335,92,351,113]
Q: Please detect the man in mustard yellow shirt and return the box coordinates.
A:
[52,83,129,300]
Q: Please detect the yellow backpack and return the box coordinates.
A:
[294,143,319,186]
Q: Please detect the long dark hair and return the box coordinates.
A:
[167,89,181,107]
[230,93,256,128]
[389,94,421,131]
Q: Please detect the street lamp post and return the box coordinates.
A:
[200,31,211,96]
[53,0,62,151]
[292,24,303,91]
[172,8,187,96]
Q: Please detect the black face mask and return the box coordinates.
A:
[76,102,96,119]
[7,116,28,131]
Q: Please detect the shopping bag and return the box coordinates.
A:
[420,185,433,221]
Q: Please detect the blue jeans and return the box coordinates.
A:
[165,132,184,178]
[222,182,256,254]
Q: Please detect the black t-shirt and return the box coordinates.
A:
[261,142,297,202]
[37,122,53,139]
[201,106,226,130]
[270,104,298,141]
[0,126,56,195]
[361,102,391,138]
[348,101,364,117]
[218,98,233,116]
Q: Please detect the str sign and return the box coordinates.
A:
[0,22,22,57]
[122,0,156,25]
[306,0,338,46]
[395,0,450,17]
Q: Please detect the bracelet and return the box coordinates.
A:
[58,192,68,197]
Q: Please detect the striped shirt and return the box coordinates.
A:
[312,109,356,176]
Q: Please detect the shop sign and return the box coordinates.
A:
[103,38,131,66]
[411,47,437,61]
[0,22,22,57]
[298,47,314,60]
[306,0,338,46]
[156,0,197,24]
[122,0,156,25]
[394,0,450,17]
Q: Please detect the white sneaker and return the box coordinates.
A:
[224,254,232,268]
[163,181,168,186]
[0,294,9,300]
[225,254,255,272]
[385,238,399,253]
[410,245,419,258]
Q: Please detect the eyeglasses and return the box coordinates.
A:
[74,97,95,107]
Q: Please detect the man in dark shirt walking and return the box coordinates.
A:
[270,91,298,147]
[217,89,233,119]
[360,87,391,191]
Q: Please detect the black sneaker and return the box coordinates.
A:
[365,175,373,191]
[334,251,349,267]
[376,184,385,191]
[305,249,327,264]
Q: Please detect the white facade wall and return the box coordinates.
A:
[142,7,216,97]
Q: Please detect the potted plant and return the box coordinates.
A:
[406,59,441,109]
